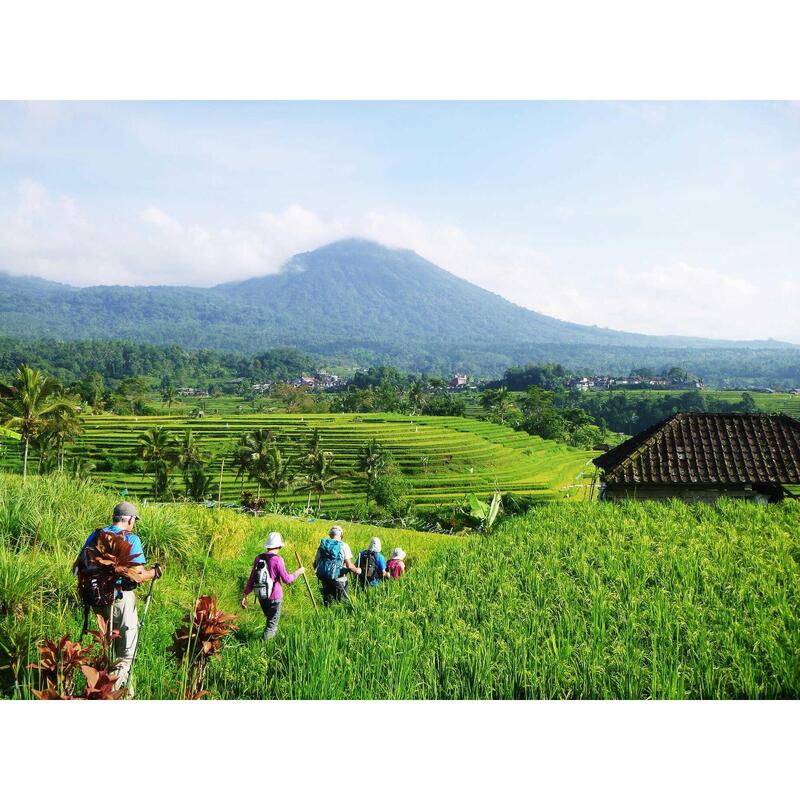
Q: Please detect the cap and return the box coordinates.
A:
[113,501,139,520]
[368,536,381,552]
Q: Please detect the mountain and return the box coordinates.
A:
[0,239,797,377]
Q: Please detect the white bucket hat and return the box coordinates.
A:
[390,547,406,560]
[368,536,381,553]
[264,531,284,550]
[329,525,344,538]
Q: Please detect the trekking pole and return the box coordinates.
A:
[293,547,319,616]
[128,571,159,679]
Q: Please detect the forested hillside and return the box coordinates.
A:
[2,239,798,380]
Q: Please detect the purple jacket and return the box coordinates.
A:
[243,553,300,602]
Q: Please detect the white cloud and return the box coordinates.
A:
[0,180,797,343]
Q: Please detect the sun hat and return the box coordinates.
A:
[329,525,344,538]
[113,501,139,520]
[368,536,381,553]
[390,547,406,560]
[264,531,285,550]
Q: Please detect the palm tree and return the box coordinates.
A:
[304,428,322,466]
[177,429,205,487]
[162,386,179,411]
[185,463,214,502]
[136,426,179,499]
[260,445,297,504]
[480,387,519,427]
[233,428,276,499]
[300,449,339,514]
[356,438,388,501]
[0,365,76,479]
[43,405,83,473]
[407,380,427,415]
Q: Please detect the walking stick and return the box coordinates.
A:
[128,572,158,679]
[293,547,319,616]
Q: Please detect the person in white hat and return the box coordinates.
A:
[241,531,304,640]
[386,547,407,579]
[356,536,389,588]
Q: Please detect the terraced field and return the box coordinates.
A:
[2,413,595,510]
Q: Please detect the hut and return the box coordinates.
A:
[592,412,800,503]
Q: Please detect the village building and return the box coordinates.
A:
[449,373,469,389]
[593,412,800,504]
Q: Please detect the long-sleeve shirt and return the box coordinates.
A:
[243,553,300,602]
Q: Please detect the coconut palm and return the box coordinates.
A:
[234,428,276,499]
[43,405,84,473]
[162,386,179,411]
[259,445,297,504]
[407,380,427,415]
[185,463,215,502]
[356,438,388,501]
[300,449,339,513]
[480,387,520,427]
[135,426,179,499]
[0,365,76,479]
[177,430,205,487]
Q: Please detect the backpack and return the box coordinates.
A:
[315,538,344,581]
[75,529,118,609]
[386,559,404,579]
[356,549,377,587]
[253,555,275,601]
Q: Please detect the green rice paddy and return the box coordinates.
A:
[2,474,798,699]
[1,412,595,508]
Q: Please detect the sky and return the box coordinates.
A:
[0,101,799,343]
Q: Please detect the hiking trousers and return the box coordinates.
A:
[94,590,138,695]
[257,597,283,640]
[320,579,349,606]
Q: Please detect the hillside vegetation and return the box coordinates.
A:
[3,239,798,379]
[1,475,798,699]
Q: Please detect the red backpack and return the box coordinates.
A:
[386,559,405,579]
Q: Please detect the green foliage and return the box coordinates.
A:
[2,475,799,699]
[0,549,51,616]
[3,239,800,383]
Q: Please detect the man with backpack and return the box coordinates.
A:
[313,525,361,605]
[74,501,161,697]
[356,536,389,589]
[241,531,304,640]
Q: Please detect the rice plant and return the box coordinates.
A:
[2,473,798,699]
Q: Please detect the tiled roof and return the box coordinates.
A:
[593,413,800,485]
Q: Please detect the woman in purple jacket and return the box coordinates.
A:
[241,531,304,641]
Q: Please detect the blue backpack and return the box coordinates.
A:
[315,538,344,581]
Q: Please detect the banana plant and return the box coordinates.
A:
[464,491,503,532]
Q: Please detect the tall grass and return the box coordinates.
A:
[2,474,798,699]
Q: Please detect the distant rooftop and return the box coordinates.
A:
[593,412,800,486]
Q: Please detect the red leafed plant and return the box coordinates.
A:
[170,594,237,699]
[93,530,142,580]
[29,617,125,700]
[28,634,88,697]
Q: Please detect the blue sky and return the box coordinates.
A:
[1,101,798,342]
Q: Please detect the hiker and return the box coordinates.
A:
[74,502,161,696]
[386,547,406,579]
[313,525,361,605]
[356,536,388,588]
[241,531,304,640]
